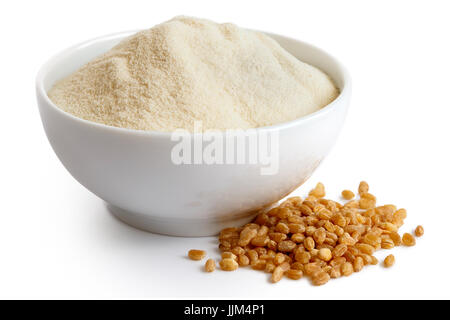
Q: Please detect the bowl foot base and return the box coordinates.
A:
[107,204,257,237]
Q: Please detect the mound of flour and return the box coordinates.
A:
[48,16,339,132]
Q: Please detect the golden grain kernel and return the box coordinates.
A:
[358,181,369,195]
[415,225,424,237]
[278,240,296,252]
[370,255,378,265]
[361,192,376,201]
[359,254,372,265]
[402,233,416,246]
[205,259,216,272]
[247,249,259,262]
[339,233,356,246]
[309,182,326,198]
[230,246,245,256]
[291,233,306,243]
[355,243,375,255]
[279,261,291,272]
[220,258,239,271]
[251,259,266,270]
[304,263,322,276]
[288,215,303,224]
[267,240,278,251]
[188,249,206,261]
[221,252,237,260]
[384,254,395,267]
[275,222,290,234]
[269,232,287,243]
[312,271,330,286]
[343,200,360,209]
[313,228,327,245]
[363,233,381,247]
[278,207,293,219]
[295,251,311,264]
[304,237,315,251]
[341,190,355,200]
[329,257,346,267]
[341,262,354,276]
[238,254,250,266]
[286,269,303,280]
[265,261,276,273]
[299,204,313,216]
[332,244,348,257]
[389,232,402,246]
[353,256,364,272]
[271,266,284,283]
[274,253,285,265]
[318,248,332,261]
[381,239,395,249]
[238,227,257,247]
[330,265,342,278]
[251,235,269,247]
[288,223,305,234]
[359,198,376,209]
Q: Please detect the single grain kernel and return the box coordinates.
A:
[312,272,330,286]
[341,262,354,276]
[188,249,206,261]
[332,244,348,257]
[271,266,284,283]
[304,263,322,276]
[238,227,257,246]
[286,269,303,280]
[415,225,424,237]
[279,261,291,272]
[304,237,315,251]
[274,253,286,265]
[295,251,311,264]
[265,261,276,273]
[205,259,216,272]
[309,182,326,198]
[384,254,395,268]
[353,256,364,272]
[355,243,375,255]
[358,181,369,195]
[313,228,327,245]
[389,232,402,246]
[238,254,250,266]
[360,198,376,209]
[269,232,287,243]
[370,255,378,265]
[251,259,266,270]
[330,265,341,278]
[247,250,259,262]
[222,252,237,260]
[342,190,355,200]
[381,239,395,249]
[220,258,239,271]
[291,233,306,243]
[402,233,416,246]
[318,248,332,261]
[251,235,269,247]
[278,240,296,252]
[275,222,290,234]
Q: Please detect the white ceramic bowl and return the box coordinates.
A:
[36,30,351,236]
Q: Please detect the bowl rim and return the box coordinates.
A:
[36,29,351,137]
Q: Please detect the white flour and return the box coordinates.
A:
[48,16,339,132]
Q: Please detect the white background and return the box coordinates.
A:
[0,0,449,299]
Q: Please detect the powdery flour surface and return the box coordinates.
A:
[48,16,339,132]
